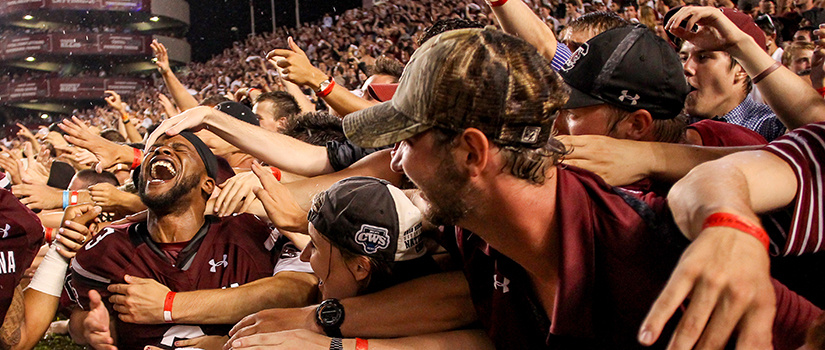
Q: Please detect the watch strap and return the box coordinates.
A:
[330,338,343,350]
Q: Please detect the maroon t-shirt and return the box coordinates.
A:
[456,166,820,349]
[0,188,43,322]
[66,214,280,350]
[688,119,768,146]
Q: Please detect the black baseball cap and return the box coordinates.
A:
[559,24,689,119]
[215,101,260,126]
[308,177,426,263]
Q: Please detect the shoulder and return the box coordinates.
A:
[765,122,825,166]
[73,224,134,279]
[688,119,767,146]
[0,188,43,245]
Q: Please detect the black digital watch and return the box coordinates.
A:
[316,298,345,337]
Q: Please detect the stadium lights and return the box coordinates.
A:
[40,114,49,119]
[149,16,160,22]
[23,14,34,20]
[25,56,35,62]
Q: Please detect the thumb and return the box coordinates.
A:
[288,37,305,55]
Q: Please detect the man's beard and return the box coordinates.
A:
[417,154,473,226]
[138,173,201,216]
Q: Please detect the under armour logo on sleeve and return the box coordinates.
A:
[0,224,10,239]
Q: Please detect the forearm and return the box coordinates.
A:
[283,149,399,210]
[11,289,60,350]
[205,111,333,176]
[339,271,476,337]
[490,0,558,61]
[122,119,142,143]
[321,87,377,117]
[647,143,758,183]
[172,272,318,324]
[162,70,199,111]
[728,33,825,128]
[116,193,147,215]
[668,150,797,239]
[282,79,316,113]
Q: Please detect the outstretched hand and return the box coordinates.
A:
[266,37,327,88]
[151,39,171,75]
[84,290,117,350]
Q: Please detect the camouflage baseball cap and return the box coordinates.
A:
[344,27,566,149]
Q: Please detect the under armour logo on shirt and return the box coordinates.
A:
[0,224,9,239]
[209,254,228,273]
[493,274,510,293]
[618,90,640,105]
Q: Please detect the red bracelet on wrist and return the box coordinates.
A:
[488,0,509,7]
[270,167,282,181]
[130,147,143,170]
[70,191,78,206]
[44,227,54,243]
[816,87,825,97]
[702,212,770,251]
[317,79,336,98]
[163,291,176,323]
[356,338,368,350]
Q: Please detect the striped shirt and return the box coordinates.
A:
[764,122,825,256]
[550,43,572,72]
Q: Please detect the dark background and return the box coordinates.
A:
[187,0,362,62]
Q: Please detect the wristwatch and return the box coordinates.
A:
[316,77,333,93]
[316,298,345,337]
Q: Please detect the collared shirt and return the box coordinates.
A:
[550,43,573,72]
[720,95,786,141]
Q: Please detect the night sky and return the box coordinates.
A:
[187,0,361,62]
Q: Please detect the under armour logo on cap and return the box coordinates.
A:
[618,90,640,105]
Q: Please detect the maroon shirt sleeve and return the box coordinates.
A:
[687,119,768,146]
[763,122,825,256]
[772,278,823,350]
[0,189,43,321]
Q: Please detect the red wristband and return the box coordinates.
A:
[130,147,143,170]
[270,167,282,181]
[702,212,770,251]
[44,227,54,243]
[70,191,79,206]
[163,291,176,323]
[817,87,825,97]
[489,0,509,7]
[318,79,336,98]
[356,338,368,350]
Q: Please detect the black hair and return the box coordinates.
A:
[281,112,346,146]
[418,18,485,46]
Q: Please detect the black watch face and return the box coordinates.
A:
[318,302,344,326]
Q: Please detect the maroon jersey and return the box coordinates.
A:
[66,214,279,350]
[688,119,768,146]
[0,188,43,322]
[456,166,819,349]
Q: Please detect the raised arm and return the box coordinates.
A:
[267,37,377,117]
[152,40,199,111]
[489,0,559,62]
[667,6,825,130]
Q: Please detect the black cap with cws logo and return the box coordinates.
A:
[308,177,426,263]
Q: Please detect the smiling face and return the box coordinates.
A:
[139,134,213,215]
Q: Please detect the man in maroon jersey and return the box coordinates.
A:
[66,131,284,350]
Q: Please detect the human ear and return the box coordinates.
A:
[202,177,215,196]
[621,109,654,141]
[457,128,490,178]
[347,255,372,282]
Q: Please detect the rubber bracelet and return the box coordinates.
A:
[318,79,336,98]
[489,0,509,6]
[356,338,368,350]
[130,147,143,170]
[44,227,54,243]
[163,291,176,323]
[702,212,770,251]
[63,190,70,210]
[751,61,781,84]
[817,87,825,97]
[122,119,130,124]
[270,167,282,181]
[70,191,78,206]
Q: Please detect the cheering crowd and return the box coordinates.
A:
[2,0,825,349]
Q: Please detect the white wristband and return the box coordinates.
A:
[26,244,69,297]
